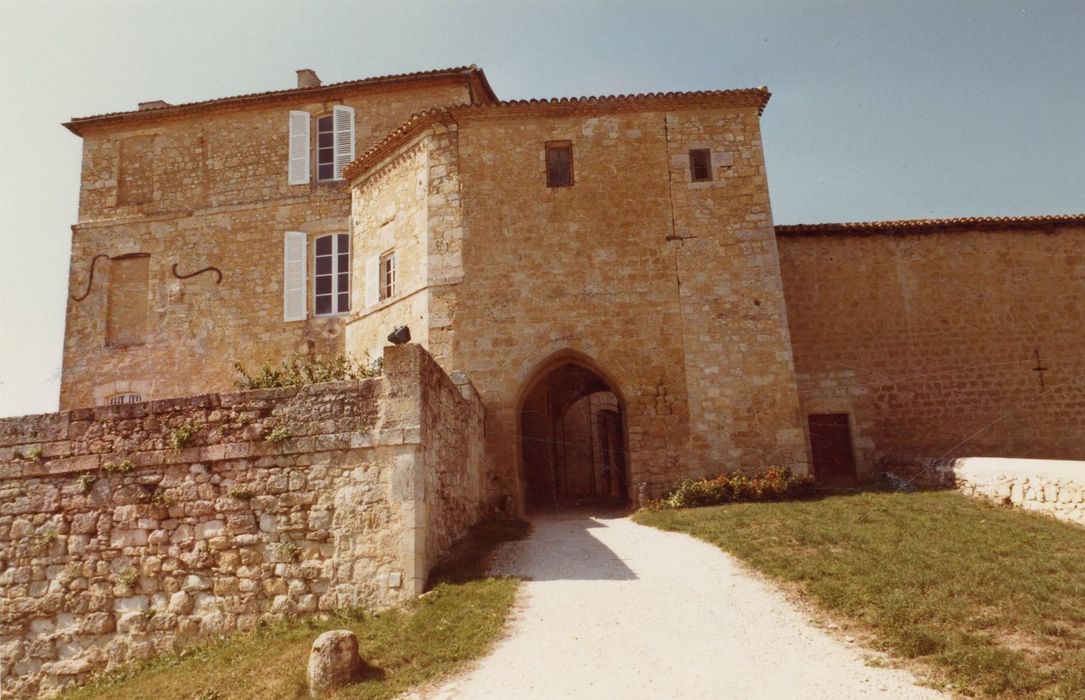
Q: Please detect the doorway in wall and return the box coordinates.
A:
[519,359,629,511]
[807,413,858,486]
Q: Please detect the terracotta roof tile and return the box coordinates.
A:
[776,214,1085,236]
[344,86,772,181]
[64,66,497,135]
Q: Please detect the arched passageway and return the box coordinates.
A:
[519,360,629,511]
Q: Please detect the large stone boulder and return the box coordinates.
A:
[307,629,362,697]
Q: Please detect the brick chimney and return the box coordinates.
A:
[297,69,321,89]
[138,100,171,111]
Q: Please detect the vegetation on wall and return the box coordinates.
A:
[233,354,382,390]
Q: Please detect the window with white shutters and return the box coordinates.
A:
[288,111,310,185]
[314,233,350,316]
[332,105,356,180]
[364,256,380,308]
[283,231,307,321]
[287,107,355,184]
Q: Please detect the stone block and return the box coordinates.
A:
[308,630,362,697]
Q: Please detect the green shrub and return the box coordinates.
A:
[77,473,99,493]
[264,426,292,443]
[169,421,200,452]
[233,353,381,390]
[102,459,136,474]
[653,468,815,510]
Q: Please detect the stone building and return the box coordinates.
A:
[59,65,1085,510]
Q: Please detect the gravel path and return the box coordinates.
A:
[422,512,946,700]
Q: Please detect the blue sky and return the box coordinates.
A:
[1,0,1082,417]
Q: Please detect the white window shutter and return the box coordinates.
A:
[364,255,379,308]
[332,105,356,180]
[283,231,307,321]
[288,111,310,185]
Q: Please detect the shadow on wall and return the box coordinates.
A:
[492,512,637,582]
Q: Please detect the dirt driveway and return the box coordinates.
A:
[421,512,945,699]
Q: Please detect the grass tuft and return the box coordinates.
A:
[634,490,1085,698]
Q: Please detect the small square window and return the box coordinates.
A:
[689,149,712,182]
[380,251,396,300]
[545,141,573,187]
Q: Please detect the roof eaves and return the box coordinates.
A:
[344,86,772,182]
[775,214,1085,236]
[64,66,492,136]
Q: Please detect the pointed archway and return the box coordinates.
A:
[518,355,629,511]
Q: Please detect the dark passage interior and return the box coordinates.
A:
[520,362,628,511]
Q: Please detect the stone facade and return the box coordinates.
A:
[51,66,1085,506]
[777,220,1085,478]
[346,93,809,504]
[61,67,494,409]
[0,344,487,697]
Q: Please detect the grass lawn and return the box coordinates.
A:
[62,519,528,700]
[635,491,1085,699]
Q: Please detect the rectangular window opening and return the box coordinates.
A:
[380,250,396,301]
[316,115,336,182]
[690,148,712,182]
[314,233,350,316]
[545,141,573,187]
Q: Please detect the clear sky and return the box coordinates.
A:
[1,0,1082,417]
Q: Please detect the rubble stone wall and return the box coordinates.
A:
[0,344,486,697]
[950,457,1085,527]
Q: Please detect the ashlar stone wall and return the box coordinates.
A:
[778,224,1085,477]
[0,344,487,697]
[348,98,809,508]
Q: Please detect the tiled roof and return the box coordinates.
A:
[343,86,772,181]
[775,214,1085,236]
[63,66,497,135]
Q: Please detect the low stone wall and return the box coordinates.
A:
[950,457,1085,526]
[0,344,488,697]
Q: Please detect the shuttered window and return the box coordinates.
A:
[283,232,307,321]
[364,256,380,308]
[288,106,355,184]
[288,111,311,185]
[332,105,356,180]
[314,233,350,316]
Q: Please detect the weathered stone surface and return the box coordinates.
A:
[778,224,1085,478]
[0,345,486,698]
[950,457,1085,527]
[60,75,480,411]
[307,629,362,697]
